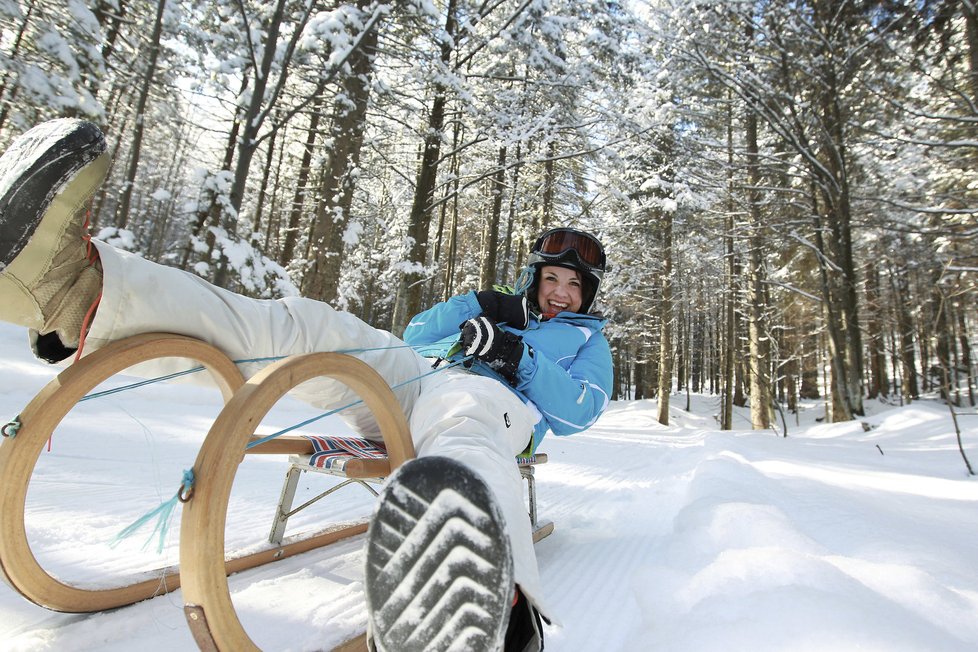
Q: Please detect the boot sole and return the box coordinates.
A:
[365,456,513,652]
[0,119,106,268]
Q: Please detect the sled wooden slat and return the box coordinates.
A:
[246,436,392,478]
[0,333,244,613]
[533,521,556,543]
[223,519,369,574]
[179,352,415,652]
[331,633,368,652]
[244,435,313,455]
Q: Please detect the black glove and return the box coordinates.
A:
[476,290,529,330]
[459,316,525,385]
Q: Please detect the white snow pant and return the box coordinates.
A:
[84,242,549,615]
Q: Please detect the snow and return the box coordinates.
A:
[1,319,976,651]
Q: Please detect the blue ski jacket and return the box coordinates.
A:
[403,291,613,451]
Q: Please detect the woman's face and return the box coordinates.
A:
[536,265,583,315]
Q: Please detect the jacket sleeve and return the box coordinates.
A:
[402,291,482,346]
[514,329,613,438]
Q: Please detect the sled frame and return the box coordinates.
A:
[269,450,554,547]
[1,333,555,652]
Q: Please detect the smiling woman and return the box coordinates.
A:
[524,227,608,316]
[0,119,615,652]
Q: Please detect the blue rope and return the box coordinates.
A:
[110,345,468,551]
[79,345,423,402]
[1,417,21,438]
[244,356,471,449]
[80,367,213,401]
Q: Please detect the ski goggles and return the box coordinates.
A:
[530,227,607,274]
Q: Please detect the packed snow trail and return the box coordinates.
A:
[1,322,976,651]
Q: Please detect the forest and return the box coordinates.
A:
[1,0,974,431]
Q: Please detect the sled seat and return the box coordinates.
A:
[269,435,554,545]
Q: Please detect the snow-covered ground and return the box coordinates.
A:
[1,320,976,651]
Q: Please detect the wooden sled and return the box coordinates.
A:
[1,333,555,651]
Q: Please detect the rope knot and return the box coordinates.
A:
[177,469,196,503]
[2,417,21,439]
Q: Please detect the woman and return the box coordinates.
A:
[0,119,613,651]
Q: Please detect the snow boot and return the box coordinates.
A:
[0,119,108,360]
[365,455,514,652]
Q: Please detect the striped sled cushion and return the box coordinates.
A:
[302,435,542,472]
[304,435,387,472]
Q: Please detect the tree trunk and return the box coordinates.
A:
[93,0,127,68]
[179,97,244,270]
[657,209,674,426]
[303,2,383,302]
[958,308,976,407]
[675,309,686,394]
[501,144,523,284]
[809,181,853,422]
[799,331,821,400]
[113,0,166,229]
[890,265,919,401]
[931,281,954,403]
[965,1,978,105]
[250,117,280,248]
[479,147,507,288]
[722,95,736,429]
[279,79,328,266]
[213,0,291,287]
[538,141,557,231]
[865,261,889,399]
[744,59,773,430]
[0,0,38,133]
[442,163,462,302]
[392,0,458,334]
[812,0,864,417]
[634,346,646,401]
[262,127,288,256]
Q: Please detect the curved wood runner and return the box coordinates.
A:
[179,351,414,652]
[0,334,243,612]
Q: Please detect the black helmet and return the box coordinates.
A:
[525,227,607,314]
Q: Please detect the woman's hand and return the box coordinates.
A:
[475,290,529,330]
[459,316,525,385]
